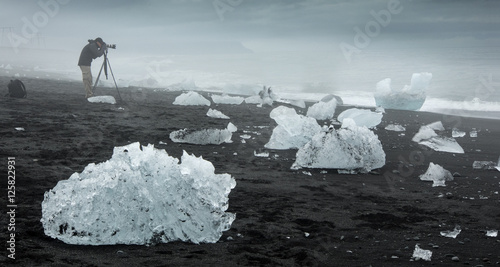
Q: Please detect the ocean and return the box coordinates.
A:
[1,45,499,119]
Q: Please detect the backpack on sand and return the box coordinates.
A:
[6,79,27,98]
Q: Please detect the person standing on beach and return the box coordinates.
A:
[78,38,107,98]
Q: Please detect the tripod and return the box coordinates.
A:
[92,50,123,102]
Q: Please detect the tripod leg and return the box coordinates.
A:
[92,59,106,93]
[106,58,123,102]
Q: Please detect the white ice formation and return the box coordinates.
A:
[170,123,237,145]
[211,94,244,105]
[207,108,230,119]
[440,225,461,238]
[337,108,383,129]
[412,121,464,154]
[385,124,406,132]
[265,106,321,150]
[41,142,236,245]
[87,95,116,104]
[173,91,211,106]
[452,128,466,138]
[306,97,337,120]
[374,72,432,111]
[291,118,385,172]
[419,162,454,187]
[486,230,498,237]
[412,245,432,261]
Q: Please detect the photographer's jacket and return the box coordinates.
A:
[78,40,106,66]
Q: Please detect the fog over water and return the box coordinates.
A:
[1,0,499,117]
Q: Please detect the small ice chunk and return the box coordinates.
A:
[173,91,211,106]
[87,95,116,104]
[472,161,497,170]
[337,108,383,129]
[452,128,466,138]
[385,124,406,132]
[440,225,461,238]
[15,127,25,131]
[207,108,230,119]
[469,129,478,138]
[486,230,498,237]
[306,98,337,120]
[419,162,454,187]
[211,94,244,105]
[254,151,269,157]
[412,245,432,261]
[412,124,464,154]
[170,123,236,145]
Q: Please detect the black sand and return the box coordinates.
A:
[1,76,499,266]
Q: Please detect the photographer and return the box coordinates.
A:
[78,37,107,98]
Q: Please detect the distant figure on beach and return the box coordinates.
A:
[78,38,107,98]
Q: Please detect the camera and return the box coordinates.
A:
[107,44,116,49]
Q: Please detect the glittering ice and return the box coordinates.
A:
[337,108,383,129]
[211,94,244,105]
[412,245,432,261]
[265,106,321,150]
[412,122,464,154]
[419,162,454,187]
[385,124,406,132]
[291,118,385,172]
[375,72,432,111]
[170,123,237,145]
[306,97,337,120]
[207,108,230,119]
[440,225,461,238]
[87,95,116,104]
[173,91,211,106]
[41,142,236,245]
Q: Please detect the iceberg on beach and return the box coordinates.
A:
[265,106,321,150]
[412,245,432,261]
[412,122,464,154]
[211,94,244,105]
[87,95,116,104]
[385,124,406,132]
[419,162,454,187]
[306,97,337,120]
[440,225,461,238]
[173,91,211,106]
[207,108,230,119]
[374,72,432,111]
[170,123,237,145]
[41,142,236,245]
[291,118,385,172]
[337,108,383,129]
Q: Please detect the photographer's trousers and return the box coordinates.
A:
[79,66,93,98]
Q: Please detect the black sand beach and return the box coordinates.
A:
[1,76,499,266]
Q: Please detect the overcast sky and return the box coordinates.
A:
[1,0,499,54]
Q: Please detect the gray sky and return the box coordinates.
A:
[1,0,499,54]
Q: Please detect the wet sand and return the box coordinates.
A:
[1,76,499,266]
